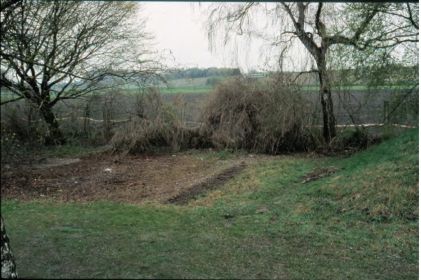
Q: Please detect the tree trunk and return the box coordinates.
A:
[1,217,18,279]
[39,104,66,145]
[316,53,336,142]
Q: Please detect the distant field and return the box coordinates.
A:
[1,78,417,103]
[105,86,213,96]
[300,84,417,92]
[0,87,212,101]
[159,86,213,95]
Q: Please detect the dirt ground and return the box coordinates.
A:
[1,151,260,204]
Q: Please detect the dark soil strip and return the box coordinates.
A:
[167,162,247,205]
[301,167,339,184]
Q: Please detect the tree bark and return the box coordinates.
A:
[39,103,66,145]
[316,52,336,142]
[1,217,18,279]
[281,3,337,143]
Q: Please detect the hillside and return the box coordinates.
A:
[1,130,418,279]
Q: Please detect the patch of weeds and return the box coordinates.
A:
[39,144,106,158]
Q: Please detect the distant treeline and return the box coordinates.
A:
[164,67,242,80]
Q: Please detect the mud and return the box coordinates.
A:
[1,152,250,205]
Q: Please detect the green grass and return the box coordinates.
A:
[114,82,418,96]
[0,85,213,102]
[1,130,418,279]
[299,84,417,92]
[158,86,213,95]
[2,81,415,101]
[99,85,213,96]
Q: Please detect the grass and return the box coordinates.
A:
[0,85,213,102]
[1,129,418,279]
[99,82,418,96]
[94,86,213,96]
[120,78,214,96]
[158,86,213,95]
[299,83,417,93]
[2,81,416,102]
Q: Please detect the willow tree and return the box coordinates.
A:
[0,0,161,145]
[207,2,418,142]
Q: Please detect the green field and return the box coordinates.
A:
[121,85,213,95]
[118,79,418,95]
[1,129,418,279]
[159,86,213,95]
[299,84,417,92]
[1,78,417,102]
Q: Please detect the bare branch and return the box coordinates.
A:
[406,3,418,30]
[282,3,320,57]
[0,96,24,105]
[315,2,326,38]
[325,5,380,48]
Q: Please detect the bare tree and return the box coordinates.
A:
[1,0,162,144]
[206,2,418,142]
[0,0,21,40]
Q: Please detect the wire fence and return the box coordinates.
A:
[1,88,418,145]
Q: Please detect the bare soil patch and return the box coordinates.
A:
[1,152,255,204]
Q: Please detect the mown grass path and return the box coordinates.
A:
[1,130,418,279]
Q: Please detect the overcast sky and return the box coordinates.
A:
[139,2,417,73]
[141,2,272,72]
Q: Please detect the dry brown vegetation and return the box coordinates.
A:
[201,77,320,153]
[110,89,211,154]
[111,78,322,155]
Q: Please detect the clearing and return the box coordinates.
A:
[1,130,418,279]
[1,151,264,204]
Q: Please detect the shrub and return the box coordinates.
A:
[201,77,316,153]
[1,101,46,145]
[0,127,35,165]
[329,128,370,152]
[111,89,211,154]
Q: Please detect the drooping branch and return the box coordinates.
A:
[0,96,24,105]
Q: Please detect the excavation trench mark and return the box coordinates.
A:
[167,162,247,205]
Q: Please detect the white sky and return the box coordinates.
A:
[141,2,271,72]
[139,2,418,73]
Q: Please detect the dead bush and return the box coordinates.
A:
[328,128,372,153]
[201,77,316,153]
[112,79,319,155]
[1,101,46,145]
[111,89,211,154]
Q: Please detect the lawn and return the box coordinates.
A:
[299,83,417,92]
[158,86,213,95]
[1,129,418,279]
